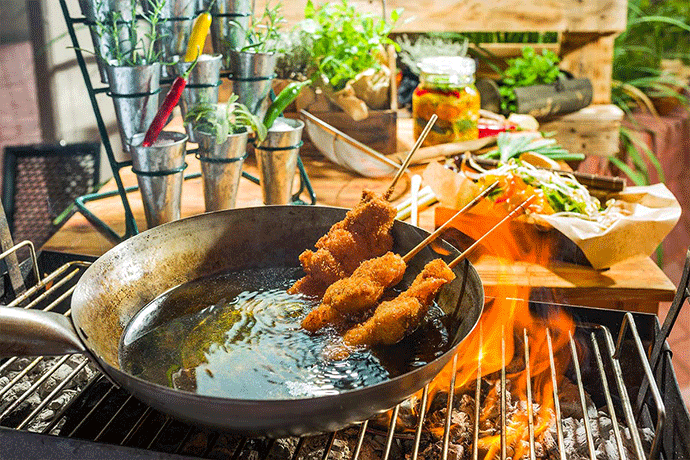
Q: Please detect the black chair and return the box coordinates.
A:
[2,142,101,249]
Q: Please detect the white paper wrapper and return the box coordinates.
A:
[536,183,681,269]
[422,162,682,269]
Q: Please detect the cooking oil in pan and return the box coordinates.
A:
[119,267,450,400]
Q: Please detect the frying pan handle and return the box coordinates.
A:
[0,306,85,357]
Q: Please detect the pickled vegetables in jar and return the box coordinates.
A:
[412,56,480,146]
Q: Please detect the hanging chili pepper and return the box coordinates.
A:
[263,80,312,130]
[142,58,198,147]
[184,10,212,62]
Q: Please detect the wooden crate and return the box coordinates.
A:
[540,104,624,157]
[274,78,399,157]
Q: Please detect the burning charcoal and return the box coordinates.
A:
[449,409,471,445]
[302,434,340,460]
[417,440,465,460]
[427,389,450,415]
[327,439,352,460]
[394,397,422,430]
[270,438,299,459]
[357,439,384,460]
[559,379,596,419]
[446,443,465,460]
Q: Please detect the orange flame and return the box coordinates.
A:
[419,205,575,458]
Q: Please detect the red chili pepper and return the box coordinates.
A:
[142,60,197,147]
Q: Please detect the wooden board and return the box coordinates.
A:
[260,0,627,33]
[560,33,618,105]
[540,104,624,157]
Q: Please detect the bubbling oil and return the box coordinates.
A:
[119,267,450,400]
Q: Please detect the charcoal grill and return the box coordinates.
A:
[1,245,689,460]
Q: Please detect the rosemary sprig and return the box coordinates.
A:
[91,0,165,66]
[230,2,286,54]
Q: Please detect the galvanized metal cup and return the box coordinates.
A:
[227,50,278,119]
[107,62,162,153]
[254,118,304,205]
[195,129,248,212]
[175,54,223,143]
[210,0,252,67]
[141,0,196,78]
[129,131,189,228]
[78,0,136,83]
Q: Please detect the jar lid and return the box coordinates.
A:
[418,56,476,77]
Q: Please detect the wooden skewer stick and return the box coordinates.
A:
[384,114,438,200]
[402,182,498,264]
[448,195,536,269]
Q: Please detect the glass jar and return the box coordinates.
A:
[412,56,480,146]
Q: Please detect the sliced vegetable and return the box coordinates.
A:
[474,158,607,220]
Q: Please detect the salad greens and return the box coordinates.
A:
[300,0,401,91]
[476,158,606,218]
[185,95,267,143]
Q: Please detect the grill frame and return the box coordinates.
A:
[1,249,689,460]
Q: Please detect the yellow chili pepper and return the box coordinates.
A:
[184,11,212,62]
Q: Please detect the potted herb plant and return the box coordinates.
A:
[78,0,137,83]
[184,95,266,211]
[481,47,593,118]
[210,0,252,62]
[279,0,401,154]
[92,0,167,149]
[301,0,400,118]
[140,0,197,78]
[226,3,285,118]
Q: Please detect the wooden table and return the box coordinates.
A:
[43,122,677,315]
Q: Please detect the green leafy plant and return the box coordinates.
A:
[233,3,286,54]
[608,0,689,194]
[300,0,401,92]
[498,46,561,114]
[185,94,267,143]
[92,0,166,66]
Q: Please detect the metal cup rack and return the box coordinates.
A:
[58,0,316,244]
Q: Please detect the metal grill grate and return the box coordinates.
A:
[0,244,682,460]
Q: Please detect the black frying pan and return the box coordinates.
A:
[0,206,483,437]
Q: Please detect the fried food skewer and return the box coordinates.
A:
[321,259,456,361]
[289,117,438,298]
[384,114,437,201]
[301,183,498,333]
[327,195,537,360]
[288,190,396,297]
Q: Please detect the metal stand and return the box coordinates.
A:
[59,0,316,244]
